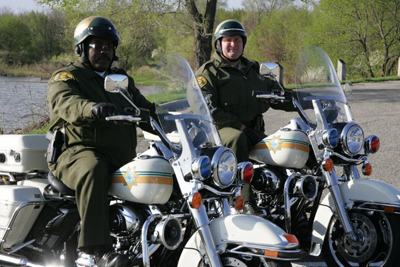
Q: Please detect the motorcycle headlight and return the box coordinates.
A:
[211,147,237,188]
[341,122,364,155]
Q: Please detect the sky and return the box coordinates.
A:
[0,0,243,13]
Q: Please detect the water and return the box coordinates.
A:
[0,76,48,133]
[0,76,155,133]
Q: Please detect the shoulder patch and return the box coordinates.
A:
[53,71,74,82]
[196,76,208,88]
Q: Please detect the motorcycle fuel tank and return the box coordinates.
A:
[249,129,310,169]
[109,156,174,204]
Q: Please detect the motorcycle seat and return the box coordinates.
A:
[46,172,75,197]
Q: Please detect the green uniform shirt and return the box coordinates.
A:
[196,52,295,132]
[47,59,154,166]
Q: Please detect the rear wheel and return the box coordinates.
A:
[322,211,400,266]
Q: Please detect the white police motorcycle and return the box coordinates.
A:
[248,46,400,266]
[0,54,304,267]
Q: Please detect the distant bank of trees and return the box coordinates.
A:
[1,0,400,81]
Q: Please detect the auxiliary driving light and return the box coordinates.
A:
[192,156,211,180]
[323,128,339,148]
[237,161,254,184]
[364,135,380,154]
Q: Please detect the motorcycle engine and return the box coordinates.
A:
[251,167,283,194]
[109,204,142,234]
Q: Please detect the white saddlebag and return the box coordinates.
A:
[0,135,49,173]
[0,185,45,249]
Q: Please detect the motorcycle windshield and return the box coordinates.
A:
[294,46,353,125]
[148,54,222,156]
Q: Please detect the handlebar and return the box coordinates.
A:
[255,94,286,101]
[105,115,142,122]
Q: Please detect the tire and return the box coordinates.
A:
[322,211,400,267]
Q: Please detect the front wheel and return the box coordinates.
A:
[322,211,400,267]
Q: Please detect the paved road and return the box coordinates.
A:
[137,81,400,266]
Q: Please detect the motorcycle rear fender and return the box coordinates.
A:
[178,214,289,266]
[310,179,400,256]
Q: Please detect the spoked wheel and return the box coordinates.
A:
[322,211,400,267]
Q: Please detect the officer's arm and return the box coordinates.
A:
[197,73,242,130]
[47,72,96,127]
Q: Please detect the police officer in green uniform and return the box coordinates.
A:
[196,20,296,213]
[47,16,155,266]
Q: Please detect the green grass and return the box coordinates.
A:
[28,124,51,135]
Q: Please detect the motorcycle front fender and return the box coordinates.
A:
[178,214,288,266]
[310,179,400,256]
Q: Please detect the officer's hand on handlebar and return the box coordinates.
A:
[91,102,117,119]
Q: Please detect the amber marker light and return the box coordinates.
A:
[283,234,299,244]
[264,250,279,258]
[235,195,244,211]
[362,163,372,176]
[191,192,202,209]
[384,206,395,213]
[323,158,334,172]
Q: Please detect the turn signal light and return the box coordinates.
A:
[384,206,395,213]
[235,195,244,211]
[283,234,299,244]
[190,192,202,210]
[323,158,334,172]
[362,163,372,176]
[264,250,279,258]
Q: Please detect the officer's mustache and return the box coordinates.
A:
[97,55,112,61]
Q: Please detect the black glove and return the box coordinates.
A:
[243,127,267,147]
[91,102,117,119]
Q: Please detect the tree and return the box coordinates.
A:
[245,6,313,83]
[28,11,67,60]
[0,15,32,65]
[313,0,400,78]
[184,0,217,69]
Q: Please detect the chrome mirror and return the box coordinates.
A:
[104,74,140,116]
[260,62,284,94]
[104,74,129,93]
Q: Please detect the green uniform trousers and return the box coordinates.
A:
[49,145,118,249]
[218,127,253,202]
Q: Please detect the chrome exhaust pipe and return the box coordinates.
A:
[0,253,45,267]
